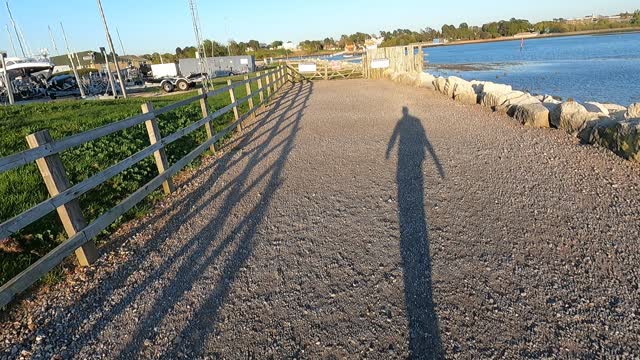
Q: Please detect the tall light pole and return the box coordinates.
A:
[96,0,127,98]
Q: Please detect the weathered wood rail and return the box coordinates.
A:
[286,61,363,81]
[0,65,292,308]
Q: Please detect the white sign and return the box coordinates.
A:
[371,58,390,69]
[82,55,94,61]
[240,58,249,65]
[298,63,317,73]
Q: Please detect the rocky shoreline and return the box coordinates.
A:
[384,69,640,162]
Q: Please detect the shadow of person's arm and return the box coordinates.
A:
[386,123,400,160]
[424,137,445,178]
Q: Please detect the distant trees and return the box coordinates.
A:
[323,37,337,49]
[139,9,639,64]
[299,40,323,54]
[228,40,243,56]
[247,40,261,51]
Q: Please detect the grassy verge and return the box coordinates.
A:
[0,72,267,286]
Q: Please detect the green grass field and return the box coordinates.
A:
[0,71,268,285]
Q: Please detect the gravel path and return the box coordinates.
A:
[2,79,640,359]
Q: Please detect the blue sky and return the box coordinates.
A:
[2,0,637,55]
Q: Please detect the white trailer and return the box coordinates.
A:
[149,63,200,93]
[150,63,179,78]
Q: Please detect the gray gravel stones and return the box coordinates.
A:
[2,79,640,359]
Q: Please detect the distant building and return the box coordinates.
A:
[566,13,632,24]
[344,44,356,52]
[282,41,297,51]
[364,37,384,50]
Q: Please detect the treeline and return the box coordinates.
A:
[140,10,639,63]
[141,39,293,64]
[381,12,639,45]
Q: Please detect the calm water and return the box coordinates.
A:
[426,32,640,105]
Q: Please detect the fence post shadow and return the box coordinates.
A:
[386,106,445,359]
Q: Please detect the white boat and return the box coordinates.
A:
[1,57,55,101]
[4,57,54,77]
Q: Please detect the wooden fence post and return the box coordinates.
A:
[25,130,99,267]
[324,64,328,80]
[244,75,255,120]
[271,70,277,92]
[265,71,272,98]
[257,71,264,103]
[198,88,217,154]
[141,102,175,195]
[227,79,241,130]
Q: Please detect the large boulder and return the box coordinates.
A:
[581,119,640,162]
[494,91,540,115]
[625,103,640,119]
[601,103,627,120]
[469,80,489,94]
[541,95,562,104]
[443,76,467,98]
[550,101,601,136]
[603,103,626,113]
[513,103,550,128]
[416,73,436,90]
[479,83,514,109]
[453,81,478,105]
[584,102,610,117]
[433,77,446,93]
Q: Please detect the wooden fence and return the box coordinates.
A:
[0,65,292,308]
[286,61,363,81]
[363,45,425,79]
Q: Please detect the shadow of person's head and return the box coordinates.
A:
[402,106,409,117]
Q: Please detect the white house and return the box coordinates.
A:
[282,41,297,51]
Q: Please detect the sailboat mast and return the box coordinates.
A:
[16,22,31,57]
[116,27,126,56]
[5,1,24,57]
[60,21,86,98]
[48,25,58,55]
[5,24,16,56]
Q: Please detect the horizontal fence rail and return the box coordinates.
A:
[0,65,291,308]
[286,61,363,81]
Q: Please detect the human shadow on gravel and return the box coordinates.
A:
[386,106,445,359]
[5,81,312,358]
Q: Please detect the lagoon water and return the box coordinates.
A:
[426,32,640,105]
